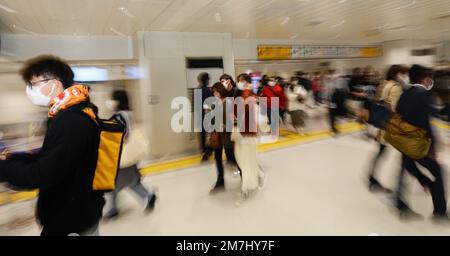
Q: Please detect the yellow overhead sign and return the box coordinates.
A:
[257,45,383,60]
[359,47,383,58]
[258,46,292,60]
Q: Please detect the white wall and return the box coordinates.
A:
[1,34,134,61]
[0,72,47,127]
[135,32,235,159]
[381,39,441,67]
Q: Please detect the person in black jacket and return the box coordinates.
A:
[0,55,104,236]
[395,64,449,222]
[197,72,214,161]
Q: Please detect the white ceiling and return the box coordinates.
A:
[0,0,449,42]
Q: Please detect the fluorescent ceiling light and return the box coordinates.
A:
[338,0,347,3]
[437,10,450,15]
[0,3,17,13]
[118,6,135,18]
[392,0,416,11]
[281,17,291,25]
[110,27,127,37]
[257,0,275,9]
[215,13,222,23]
[331,20,345,28]
[307,17,327,26]
[330,34,341,39]
[290,34,299,39]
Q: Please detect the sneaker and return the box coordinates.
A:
[201,154,210,162]
[145,194,157,213]
[431,213,450,225]
[398,208,423,221]
[210,183,225,195]
[368,177,392,194]
[103,210,119,220]
[235,191,249,207]
[258,172,267,190]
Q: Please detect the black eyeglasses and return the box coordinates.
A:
[27,78,56,87]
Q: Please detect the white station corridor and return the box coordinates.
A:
[1,0,450,239]
[8,125,449,236]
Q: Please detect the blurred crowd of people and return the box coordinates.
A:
[0,54,449,235]
[197,62,450,221]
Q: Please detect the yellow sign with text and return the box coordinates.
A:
[258,46,292,60]
[359,47,383,58]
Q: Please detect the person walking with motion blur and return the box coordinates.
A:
[209,83,240,194]
[260,76,285,126]
[367,65,409,193]
[393,65,449,222]
[233,74,265,205]
[197,73,214,162]
[323,69,348,135]
[286,76,308,135]
[220,74,241,176]
[103,90,156,220]
[311,71,323,105]
[0,55,104,236]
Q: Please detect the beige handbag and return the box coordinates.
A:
[120,128,149,168]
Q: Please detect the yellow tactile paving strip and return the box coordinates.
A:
[1,120,448,205]
[139,121,365,176]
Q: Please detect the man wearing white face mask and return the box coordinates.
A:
[220,74,238,98]
[0,55,104,235]
[395,64,449,222]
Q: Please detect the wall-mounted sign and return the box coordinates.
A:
[257,46,292,60]
[258,45,383,60]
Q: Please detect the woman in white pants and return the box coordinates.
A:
[232,74,265,204]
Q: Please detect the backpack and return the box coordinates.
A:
[83,109,126,192]
[367,101,391,129]
[384,114,431,160]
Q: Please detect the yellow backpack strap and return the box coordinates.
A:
[82,107,99,125]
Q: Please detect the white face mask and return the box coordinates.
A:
[25,81,55,107]
[237,82,246,90]
[291,80,299,86]
[397,75,410,86]
[106,100,119,111]
[268,81,276,87]
[427,80,434,91]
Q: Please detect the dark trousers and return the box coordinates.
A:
[200,129,212,157]
[398,154,447,215]
[214,145,240,186]
[267,108,272,125]
[329,108,339,133]
[369,143,387,179]
[279,109,286,124]
[314,91,321,104]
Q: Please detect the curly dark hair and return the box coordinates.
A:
[20,55,74,88]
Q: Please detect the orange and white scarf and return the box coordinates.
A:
[48,84,96,120]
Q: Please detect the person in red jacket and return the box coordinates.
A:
[260,76,285,125]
